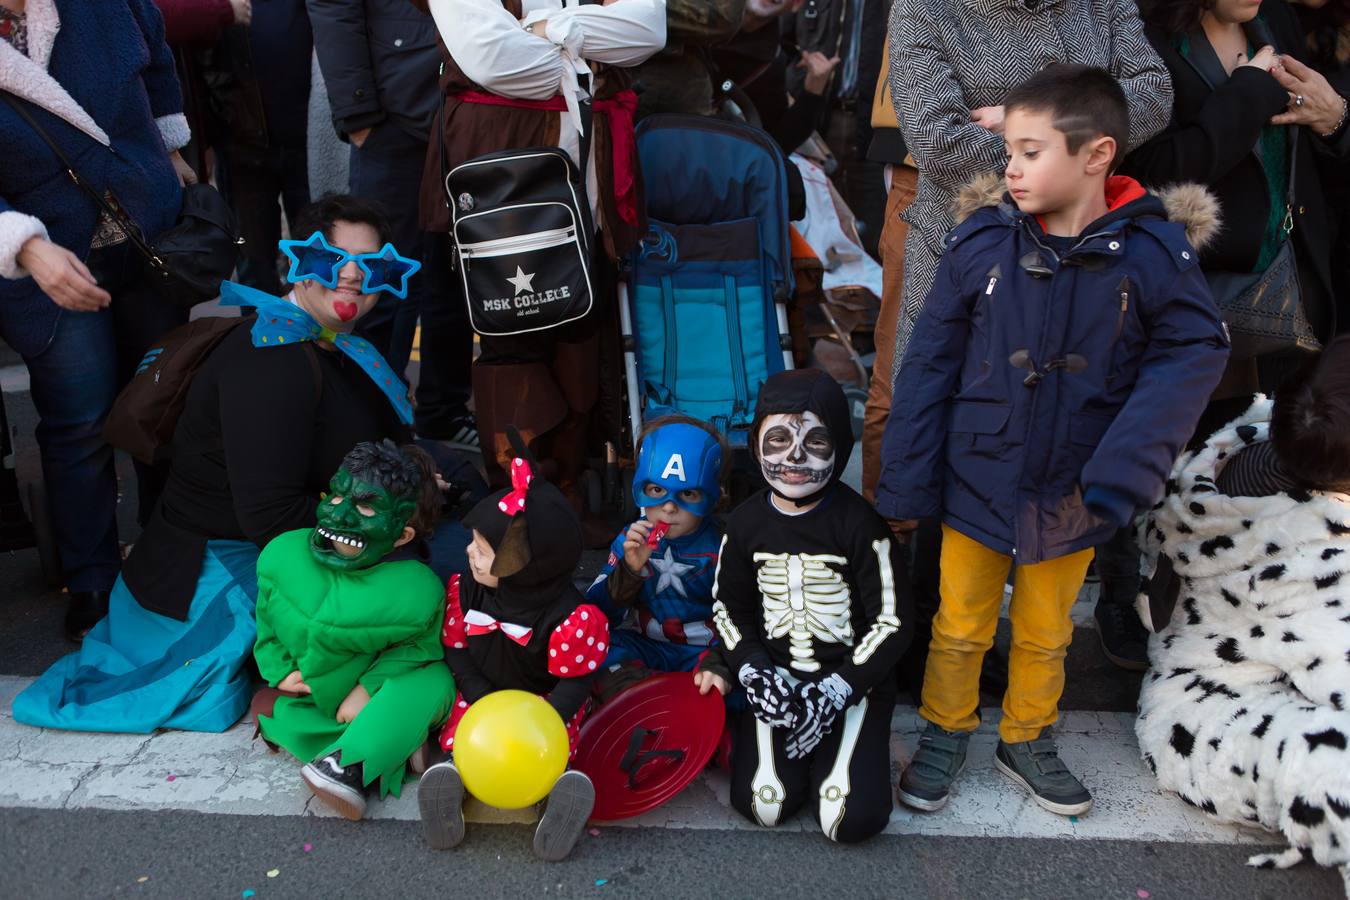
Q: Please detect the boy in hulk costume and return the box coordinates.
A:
[252,440,455,820]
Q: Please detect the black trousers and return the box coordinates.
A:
[730,689,895,844]
[348,122,472,433]
[216,141,310,296]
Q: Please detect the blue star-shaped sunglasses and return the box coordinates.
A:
[278,231,422,299]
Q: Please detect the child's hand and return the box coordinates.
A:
[694,669,731,696]
[970,105,1005,134]
[887,518,920,544]
[278,670,311,695]
[336,684,371,724]
[622,519,656,573]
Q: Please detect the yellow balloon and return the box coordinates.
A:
[453,690,569,809]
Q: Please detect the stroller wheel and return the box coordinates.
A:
[27,481,62,588]
[842,385,868,442]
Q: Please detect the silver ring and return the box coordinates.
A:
[1294,94,1305,108]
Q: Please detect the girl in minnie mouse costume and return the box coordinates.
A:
[712,369,914,843]
[418,431,608,861]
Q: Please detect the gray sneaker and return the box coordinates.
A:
[418,761,466,850]
[995,729,1093,816]
[533,770,595,862]
[897,722,971,812]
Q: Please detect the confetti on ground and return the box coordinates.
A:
[1069,816,1079,823]
[241,891,255,899]
[165,775,176,782]
[588,828,601,837]
[1137,891,1150,899]
[267,869,280,879]
[136,876,149,883]
[303,843,313,853]
[595,880,608,887]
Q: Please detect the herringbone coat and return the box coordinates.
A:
[886,0,1174,372]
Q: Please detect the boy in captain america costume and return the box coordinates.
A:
[587,416,733,698]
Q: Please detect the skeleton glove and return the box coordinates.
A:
[784,673,852,759]
[738,664,802,729]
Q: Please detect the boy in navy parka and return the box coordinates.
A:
[875,65,1229,817]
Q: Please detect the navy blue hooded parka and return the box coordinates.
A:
[874,174,1230,564]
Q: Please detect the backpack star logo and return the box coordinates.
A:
[507,266,536,296]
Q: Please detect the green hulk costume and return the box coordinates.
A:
[254,442,455,799]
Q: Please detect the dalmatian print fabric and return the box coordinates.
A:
[1135,397,1350,869]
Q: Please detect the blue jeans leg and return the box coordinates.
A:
[23,305,120,592]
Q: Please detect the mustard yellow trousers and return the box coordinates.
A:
[920,525,1093,743]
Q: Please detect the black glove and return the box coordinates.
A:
[738,664,801,729]
[784,673,852,759]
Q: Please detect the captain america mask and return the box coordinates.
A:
[633,422,723,518]
[759,411,835,501]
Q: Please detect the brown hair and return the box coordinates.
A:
[1270,335,1350,490]
[1003,64,1131,172]
[400,444,443,540]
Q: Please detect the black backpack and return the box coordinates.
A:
[446,144,595,337]
[103,315,320,464]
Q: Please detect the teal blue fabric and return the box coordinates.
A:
[12,541,260,734]
[632,219,781,446]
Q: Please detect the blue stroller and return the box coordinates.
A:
[619,115,796,450]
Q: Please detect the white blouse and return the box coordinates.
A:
[428,0,665,218]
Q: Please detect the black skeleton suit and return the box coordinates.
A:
[712,369,914,842]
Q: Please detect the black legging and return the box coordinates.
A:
[729,688,895,844]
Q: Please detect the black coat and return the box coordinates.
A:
[1122,0,1350,339]
[306,0,441,141]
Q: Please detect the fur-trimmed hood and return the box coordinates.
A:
[951,171,1222,253]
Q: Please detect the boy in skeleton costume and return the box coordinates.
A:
[712,369,913,843]
[1135,340,1350,871]
[587,416,732,698]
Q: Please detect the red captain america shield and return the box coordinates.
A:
[573,672,727,821]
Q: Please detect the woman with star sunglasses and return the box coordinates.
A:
[13,195,482,736]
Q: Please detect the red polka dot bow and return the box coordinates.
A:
[497,456,534,516]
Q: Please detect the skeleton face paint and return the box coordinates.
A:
[759,412,835,500]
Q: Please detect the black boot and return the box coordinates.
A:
[1095,589,1149,671]
[64,590,110,643]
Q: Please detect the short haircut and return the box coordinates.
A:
[340,439,441,539]
[635,414,732,494]
[292,194,392,248]
[1270,335,1350,490]
[1003,64,1130,171]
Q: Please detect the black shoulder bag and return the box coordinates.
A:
[441,87,596,337]
[1203,118,1322,359]
[4,93,240,310]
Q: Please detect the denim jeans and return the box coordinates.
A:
[348,122,472,433]
[21,242,187,591]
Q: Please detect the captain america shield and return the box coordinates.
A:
[573,672,726,821]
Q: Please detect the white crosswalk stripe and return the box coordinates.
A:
[0,676,1267,846]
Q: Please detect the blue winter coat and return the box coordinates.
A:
[874,175,1230,564]
[0,0,184,357]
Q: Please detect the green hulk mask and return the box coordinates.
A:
[310,440,424,571]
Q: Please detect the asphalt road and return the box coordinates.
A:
[1,806,1341,900]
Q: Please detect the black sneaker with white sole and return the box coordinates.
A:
[418,761,467,850]
[301,753,368,821]
[533,770,595,862]
[897,722,970,812]
[994,729,1093,816]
